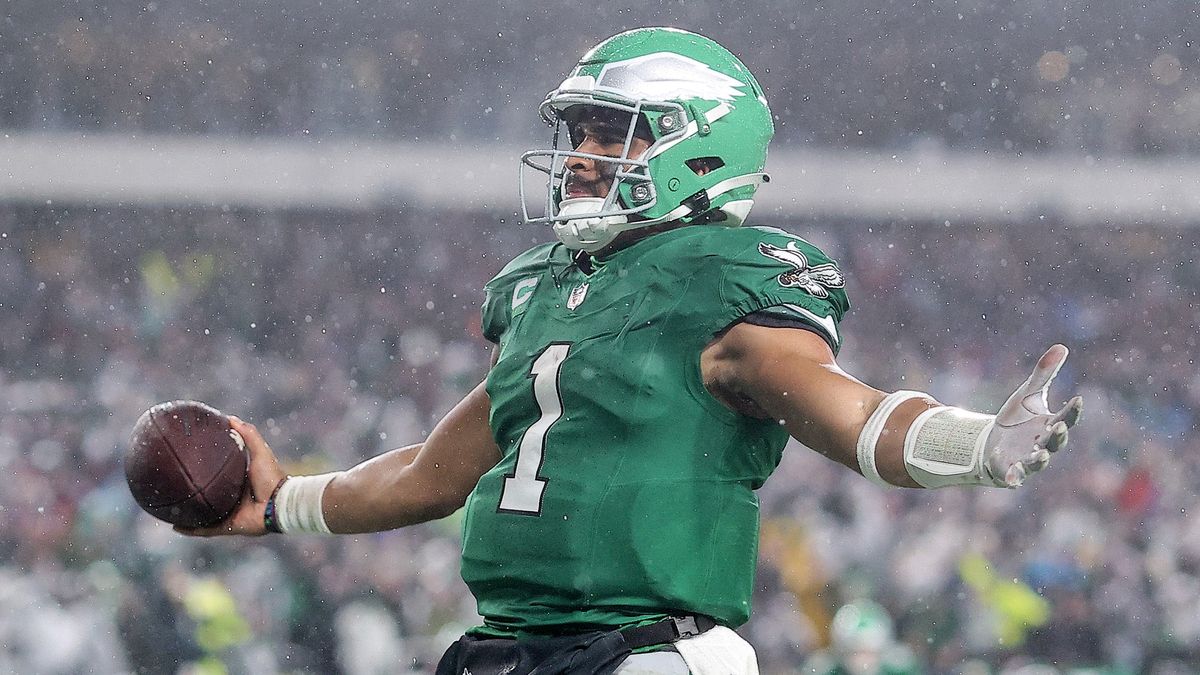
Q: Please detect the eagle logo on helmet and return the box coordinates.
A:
[758,241,846,298]
[592,53,748,102]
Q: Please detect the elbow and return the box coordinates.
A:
[411,476,475,521]
[425,490,469,520]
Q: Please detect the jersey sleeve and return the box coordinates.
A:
[480,286,509,344]
[739,307,839,353]
[718,227,851,354]
[480,243,560,345]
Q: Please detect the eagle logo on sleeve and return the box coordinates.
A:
[758,241,846,299]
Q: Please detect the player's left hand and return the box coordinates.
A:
[982,344,1083,488]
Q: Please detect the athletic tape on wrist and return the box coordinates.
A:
[274,472,340,534]
[856,390,928,488]
[903,407,996,488]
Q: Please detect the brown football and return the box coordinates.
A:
[124,400,248,528]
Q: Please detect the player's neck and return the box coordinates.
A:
[591,220,688,260]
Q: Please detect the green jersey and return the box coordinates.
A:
[460,225,849,636]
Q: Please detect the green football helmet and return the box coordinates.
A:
[831,601,895,654]
[520,27,774,252]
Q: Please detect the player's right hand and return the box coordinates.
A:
[982,344,1084,488]
[177,416,287,537]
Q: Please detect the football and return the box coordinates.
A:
[124,400,249,528]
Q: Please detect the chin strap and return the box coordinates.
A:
[552,197,632,252]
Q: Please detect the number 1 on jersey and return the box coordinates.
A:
[498,343,570,514]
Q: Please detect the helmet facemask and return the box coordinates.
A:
[520,93,691,253]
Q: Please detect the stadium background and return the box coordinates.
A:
[2,1,1199,673]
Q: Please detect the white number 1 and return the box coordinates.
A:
[498,343,571,514]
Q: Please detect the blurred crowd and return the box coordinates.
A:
[4,0,1200,155]
[5,2,1200,672]
[0,200,1197,674]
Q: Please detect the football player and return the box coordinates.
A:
[186,27,1083,674]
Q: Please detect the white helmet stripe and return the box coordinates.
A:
[707,172,768,199]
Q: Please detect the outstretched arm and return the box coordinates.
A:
[323,379,500,532]
[184,379,500,536]
[701,323,1082,488]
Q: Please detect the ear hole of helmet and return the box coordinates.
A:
[686,157,724,176]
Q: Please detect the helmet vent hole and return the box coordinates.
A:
[686,157,725,176]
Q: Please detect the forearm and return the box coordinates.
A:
[272,380,501,535]
[757,372,928,489]
[322,444,444,533]
[273,441,483,535]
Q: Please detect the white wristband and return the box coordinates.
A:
[903,407,996,488]
[855,390,929,488]
[274,472,340,534]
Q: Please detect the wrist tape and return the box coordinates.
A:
[903,407,995,488]
[273,472,340,534]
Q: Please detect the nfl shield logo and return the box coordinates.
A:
[567,283,589,310]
